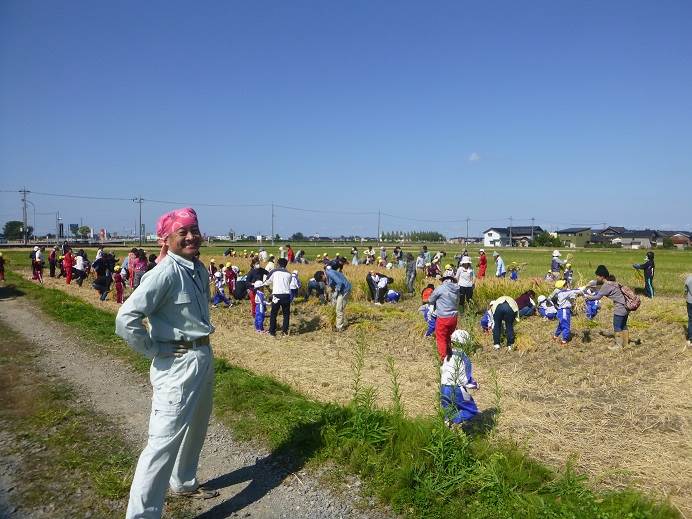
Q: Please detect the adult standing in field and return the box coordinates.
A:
[133,250,148,288]
[327,258,352,331]
[264,257,293,337]
[286,244,295,263]
[455,256,474,310]
[493,251,506,278]
[351,247,359,265]
[550,250,566,275]
[63,247,74,284]
[584,265,631,350]
[491,296,519,351]
[633,251,655,298]
[428,272,460,360]
[415,251,426,272]
[394,246,405,268]
[405,253,417,294]
[116,207,218,519]
[421,245,431,264]
[685,274,692,347]
[49,246,58,277]
[73,250,86,286]
[477,249,487,278]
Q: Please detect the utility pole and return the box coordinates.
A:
[132,196,143,245]
[377,209,381,244]
[466,217,470,245]
[531,217,535,243]
[55,211,61,244]
[20,187,30,244]
[271,202,275,245]
[509,216,513,247]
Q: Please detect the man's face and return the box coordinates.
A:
[166,224,202,260]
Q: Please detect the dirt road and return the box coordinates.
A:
[0,294,387,519]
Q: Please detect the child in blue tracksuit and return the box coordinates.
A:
[584,286,600,319]
[419,283,437,336]
[537,295,558,320]
[480,304,494,334]
[549,280,583,344]
[289,270,301,302]
[385,289,401,303]
[212,271,231,308]
[509,263,519,281]
[440,330,479,425]
[253,280,267,332]
[419,303,437,336]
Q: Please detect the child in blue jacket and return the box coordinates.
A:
[253,280,267,332]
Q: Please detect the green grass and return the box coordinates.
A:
[0,322,136,516]
[1,269,679,518]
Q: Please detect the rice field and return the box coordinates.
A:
[3,246,692,514]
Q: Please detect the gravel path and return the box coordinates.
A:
[0,295,390,519]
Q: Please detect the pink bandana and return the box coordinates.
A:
[155,207,199,263]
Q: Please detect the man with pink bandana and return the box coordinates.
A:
[116,208,218,518]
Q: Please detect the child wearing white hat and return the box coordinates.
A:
[537,295,557,320]
[253,280,267,332]
[440,330,479,426]
[212,271,231,308]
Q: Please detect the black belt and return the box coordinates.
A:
[172,335,210,349]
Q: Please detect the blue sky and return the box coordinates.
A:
[1,0,691,238]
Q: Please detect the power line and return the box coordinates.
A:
[143,198,269,208]
[30,190,133,201]
[274,204,377,216]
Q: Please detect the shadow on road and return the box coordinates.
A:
[0,284,26,300]
[194,418,328,519]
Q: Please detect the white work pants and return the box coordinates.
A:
[126,345,214,519]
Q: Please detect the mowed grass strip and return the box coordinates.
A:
[2,271,680,518]
[0,320,134,517]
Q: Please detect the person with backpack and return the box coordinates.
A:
[633,251,655,298]
[584,265,638,350]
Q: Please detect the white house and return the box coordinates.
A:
[483,226,544,247]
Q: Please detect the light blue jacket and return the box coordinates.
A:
[326,268,352,296]
[496,256,506,276]
[115,251,214,359]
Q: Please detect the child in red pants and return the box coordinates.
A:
[427,275,460,361]
[113,265,125,304]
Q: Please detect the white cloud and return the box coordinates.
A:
[468,152,480,162]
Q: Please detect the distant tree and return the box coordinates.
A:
[3,220,33,241]
[384,230,446,242]
[662,237,674,249]
[532,232,562,247]
[291,232,305,241]
[77,225,91,239]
